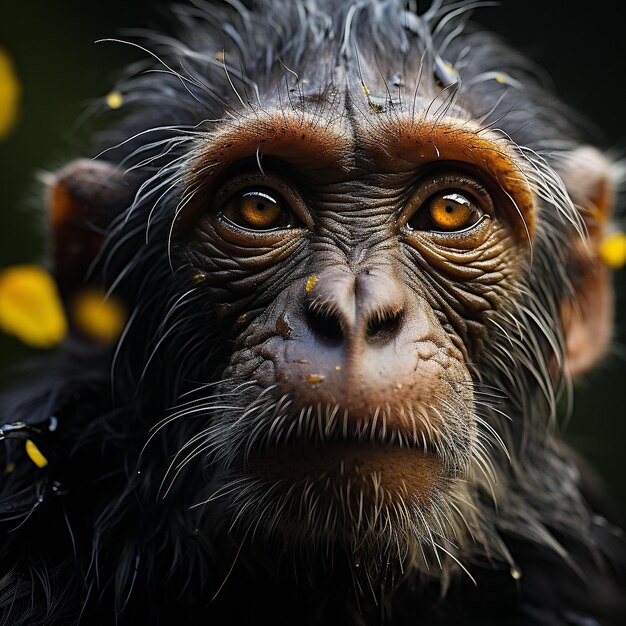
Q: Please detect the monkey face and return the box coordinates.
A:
[179,102,536,573]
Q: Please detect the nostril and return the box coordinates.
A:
[366,309,403,343]
[306,305,344,344]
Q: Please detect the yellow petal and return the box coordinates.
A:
[0,48,21,140]
[0,265,68,347]
[25,439,49,468]
[599,231,626,269]
[71,289,127,344]
[105,90,124,110]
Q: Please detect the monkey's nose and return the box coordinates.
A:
[305,303,344,345]
[305,301,404,347]
[303,268,405,350]
[275,268,418,415]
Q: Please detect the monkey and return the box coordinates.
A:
[1,1,625,624]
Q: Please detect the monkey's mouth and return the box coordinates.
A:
[236,403,456,459]
[234,403,470,462]
[222,405,471,499]
[248,442,445,504]
[207,402,474,552]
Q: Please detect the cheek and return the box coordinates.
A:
[184,221,310,314]
[401,226,524,358]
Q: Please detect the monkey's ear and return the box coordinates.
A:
[558,147,620,378]
[48,159,130,298]
[47,160,132,345]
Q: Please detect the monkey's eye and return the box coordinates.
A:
[221,188,295,230]
[404,173,491,235]
[424,191,481,231]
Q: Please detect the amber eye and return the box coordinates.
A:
[239,191,281,228]
[428,192,478,231]
[222,188,293,230]
[408,185,484,233]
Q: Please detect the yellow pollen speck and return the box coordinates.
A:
[0,48,21,140]
[106,90,124,110]
[361,84,370,96]
[5,462,16,474]
[599,231,626,269]
[495,74,507,84]
[335,365,341,371]
[71,289,127,344]
[0,265,68,348]
[306,374,324,384]
[25,440,48,468]
[510,566,522,580]
[305,275,318,292]
[192,273,206,283]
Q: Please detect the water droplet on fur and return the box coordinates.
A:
[388,73,403,87]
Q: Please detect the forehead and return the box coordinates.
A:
[183,0,540,179]
[157,0,565,182]
[192,8,520,180]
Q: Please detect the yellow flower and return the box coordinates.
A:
[599,231,626,269]
[71,289,127,344]
[0,48,21,140]
[0,265,68,348]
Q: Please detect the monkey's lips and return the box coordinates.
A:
[222,401,471,504]
[249,443,445,505]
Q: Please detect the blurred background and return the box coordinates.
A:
[1,1,625,523]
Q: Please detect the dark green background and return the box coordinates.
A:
[1,1,625,522]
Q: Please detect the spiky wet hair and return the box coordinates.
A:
[1,1,625,625]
